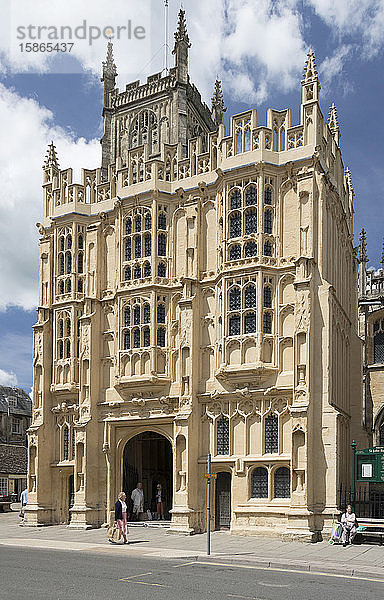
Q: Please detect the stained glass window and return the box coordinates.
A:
[158,233,167,256]
[124,308,130,327]
[265,414,278,453]
[229,213,242,238]
[264,210,273,234]
[145,213,152,230]
[244,284,256,308]
[245,209,257,234]
[244,312,256,333]
[125,218,132,235]
[157,304,166,323]
[124,266,131,281]
[143,327,150,347]
[63,426,69,460]
[143,262,151,277]
[245,185,257,206]
[264,187,272,205]
[133,328,141,348]
[229,315,241,336]
[229,245,241,260]
[264,286,272,308]
[134,305,140,325]
[124,331,130,350]
[274,467,290,498]
[230,189,241,210]
[245,242,257,257]
[158,262,166,277]
[143,304,150,323]
[134,265,141,279]
[144,234,151,256]
[229,288,241,311]
[217,416,229,455]
[125,239,131,261]
[158,213,167,230]
[135,236,141,258]
[157,327,166,347]
[251,467,268,498]
[263,312,272,334]
[264,241,272,256]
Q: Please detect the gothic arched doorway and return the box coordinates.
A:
[123,431,172,519]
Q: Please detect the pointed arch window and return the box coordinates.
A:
[133,305,141,325]
[251,467,268,498]
[158,262,166,277]
[244,284,256,308]
[134,236,141,258]
[77,252,83,274]
[134,264,142,279]
[78,279,83,293]
[229,287,241,311]
[244,312,256,334]
[264,286,272,308]
[59,237,65,252]
[158,233,167,256]
[59,254,65,275]
[265,414,278,453]
[78,234,84,249]
[157,327,166,347]
[143,327,150,347]
[66,319,71,337]
[66,252,72,274]
[229,244,241,261]
[144,234,151,257]
[124,266,131,281]
[133,328,140,348]
[229,315,241,336]
[157,304,166,323]
[124,308,131,327]
[66,279,71,293]
[63,426,69,461]
[264,187,273,205]
[67,235,72,249]
[59,319,64,338]
[65,339,71,358]
[245,242,257,257]
[135,215,142,232]
[217,416,229,455]
[125,239,131,261]
[143,261,151,277]
[158,213,167,230]
[274,467,290,498]
[59,281,64,295]
[374,320,384,364]
[263,312,272,334]
[229,212,242,238]
[263,241,272,256]
[145,213,152,230]
[143,304,150,324]
[264,210,273,234]
[245,185,257,206]
[230,189,241,210]
[125,218,132,236]
[124,331,130,350]
[245,209,257,234]
[58,340,64,360]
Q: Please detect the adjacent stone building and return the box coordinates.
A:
[358,229,384,446]
[0,386,31,499]
[26,11,368,538]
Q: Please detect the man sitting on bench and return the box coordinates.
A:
[341,504,357,547]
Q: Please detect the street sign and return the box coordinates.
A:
[204,473,217,479]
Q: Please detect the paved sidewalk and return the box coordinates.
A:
[1,508,384,581]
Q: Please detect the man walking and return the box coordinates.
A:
[20,488,28,521]
[131,482,144,521]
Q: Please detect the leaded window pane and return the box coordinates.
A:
[145,213,152,230]
[229,213,242,238]
[229,315,240,336]
[157,304,166,323]
[264,286,272,308]
[143,327,150,347]
[134,305,140,325]
[66,253,72,274]
[244,312,256,334]
[244,284,256,308]
[158,213,167,230]
[245,209,257,234]
[78,253,83,273]
[72,429,75,460]
[144,234,151,256]
[135,236,141,258]
[135,215,142,232]
[263,312,272,334]
[133,328,140,348]
[245,185,257,206]
[157,327,166,347]
[66,279,71,293]
[229,288,241,311]
[374,332,384,364]
[251,467,268,498]
[59,319,63,338]
[245,242,257,258]
[78,279,83,293]
[158,233,167,256]
[66,319,71,336]
[59,281,64,294]
[134,265,141,279]
[264,241,272,256]
[143,262,151,277]
[78,234,83,249]
[66,340,71,358]
[124,308,130,327]
[124,266,131,281]
[274,467,290,498]
[217,416,229,455]
[264,188,272,205]
[124,331,130,350]
[229,244,241,260]
[125,218,132,235]
[158,262,166,277]
[230,189,241,210]
[60,237,65,251]
[60,254,64,275]
[63,426,69,460]
[143,304,150,323]
[125,239,131,261]
[58,340,63,359]
[264,210,273,234]
[265,414,278,453]
[67,235,72,249]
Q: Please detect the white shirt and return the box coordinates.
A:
[131,488,144,507]
[20,489,28,506]
[156,490,162,503]
[120,500,127,513]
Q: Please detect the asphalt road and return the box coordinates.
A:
[0,545,383,600]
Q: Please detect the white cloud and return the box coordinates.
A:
[0,368,18,386]
[0,83,100,310]
[319,44,353,93]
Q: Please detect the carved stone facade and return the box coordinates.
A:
[26,12,367,539]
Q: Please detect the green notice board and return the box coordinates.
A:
[356,447,384,483]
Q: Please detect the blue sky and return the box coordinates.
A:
[0,0,383,392]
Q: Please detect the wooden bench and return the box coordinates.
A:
[357,518,384,545]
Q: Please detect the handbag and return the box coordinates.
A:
[107,524,122,542]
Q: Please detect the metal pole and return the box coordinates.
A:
[207,453,211,556]
[352,440,357,511]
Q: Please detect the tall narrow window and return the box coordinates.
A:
[78,234,84,249]
[229,213,242,238]
[251,467,268,498]
[143,327,150,347]
[230,189,241,210]
[264,210,273,234]
[374,321,384,364]
[157,304,166,323]
[78,279,83,293]
[63,426,69,460]
[124,266,131,281]
[125,218,132,235]
[244,284,256,308]
[244,312,256,334]
[264,187,273,205]
[245,242,257,257]
[217,416,229,455]
[66,319,71,336]
[157,327,166,347]
[59,319,64,338]
[133,328,140,348]
[66,252,72,274]
[135,236,141,258]
[143,304,150,324]
[263,241,272,256]
[265,414,278,453]
[58,340,63,360]
[229,288,241,311]
[274,467,290,498]
[264,286,272,308]
[158,213,167,230]
[72,429,76,460]
[59,237,65,251]
[144,234,151,256]
[158,262,166,277]
[78,253,83,274]
[263,312,272,334]
[124,331,130,350]
[229,315,241,336]
[66,340,71,358]
[124,308,131,327]
[158,233,166,256]
[245,209,257,234]
[125,239,131,261]
[134,265,142,279]
[134,305,140,325]
[135,215,142,232]
[245,185,257,206]
[145,213,152,230]
[143,262,151,277]
[229,245,241,261]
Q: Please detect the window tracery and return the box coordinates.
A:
[217,416,230,455]
[123,208,152,281]
[251,467,268,498]
[227,279,257,337]
[373,319,384,364]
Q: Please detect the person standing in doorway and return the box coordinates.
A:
[19,488,27,521]
[131,482,144,521]
[114,491,128,544]
[155,484,166,520]
[341,504,357,547]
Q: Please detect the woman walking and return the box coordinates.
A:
[114,491,129,544]
[155,484,166,520]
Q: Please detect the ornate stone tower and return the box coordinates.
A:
[28,23,367,539]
